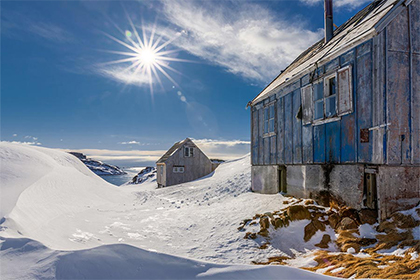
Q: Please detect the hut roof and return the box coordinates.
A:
[251,0,403,105]
[156,138,190,164]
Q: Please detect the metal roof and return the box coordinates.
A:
[251,0,401,105]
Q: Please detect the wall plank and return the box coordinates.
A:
[292,89,303,164]
[284,93,293,164]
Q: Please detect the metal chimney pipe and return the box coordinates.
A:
[324,0,334,43]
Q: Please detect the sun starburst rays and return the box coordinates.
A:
[102,14,190,96]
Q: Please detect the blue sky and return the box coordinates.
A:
[1,0,371,166]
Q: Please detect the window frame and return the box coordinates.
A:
[184,147,194,157]
[323,72,338,119]
[263,101,276,137]
[173,166,185,173]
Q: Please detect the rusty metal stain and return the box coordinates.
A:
[360,128,370,143]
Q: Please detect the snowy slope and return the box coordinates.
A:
[0,143,338,279]
[0,237,338,280]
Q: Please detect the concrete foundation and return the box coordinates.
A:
[251,164,420,219]
[377,166,420,220]
[251,165,279,194]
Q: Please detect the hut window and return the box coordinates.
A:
[324,73,337,118]
[173,166,185,173]
[313,81,324,120]
[184,147,194,157]
[337,66,353,116]
[264,104,275,134]
[301,85,313,125]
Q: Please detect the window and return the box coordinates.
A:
[337,66,353,115]
[324,74,337,118]
[309,66,353,123]
[301,85,313,125]
[184,147,194,157]
[264,104,275,134]
[173,166,185,173]
[313,81,324,120]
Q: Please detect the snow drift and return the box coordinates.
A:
[0,143,340,279]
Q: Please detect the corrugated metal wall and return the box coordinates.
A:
[251,0,419,167]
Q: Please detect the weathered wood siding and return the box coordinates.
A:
[250,1,419,167]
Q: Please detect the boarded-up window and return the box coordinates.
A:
[301,85,313,125]
[337,66,353,116]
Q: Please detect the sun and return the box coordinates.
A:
[101,14,191,96]
[139,48,157,66]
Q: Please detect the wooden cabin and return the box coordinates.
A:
[249,0,419,220]
[156,138,217,187]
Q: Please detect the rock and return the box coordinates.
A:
[340,208,360,223]
[328,213,340,229]
[338,217,358,230]
[304,199,314,205]
[392,213,419,229]
[315,234,331,248]
[249,221,257,226]
[304,222,317,242]
[259,243,269,249]
[283,201,290,205]
[287,205,311,221]
[340,242,361,253]
[264,212,274,218]
[377,220,396,233]
[258,229,269,237]
[274,218,284,229]
[358,209,378,225]
[357,238,377,246]
[244,232,257,239]
[304,219,325,242]
[259,216,270,230]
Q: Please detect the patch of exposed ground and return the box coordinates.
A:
[241,198,420,279]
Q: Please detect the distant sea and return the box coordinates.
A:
[99,167,145,186]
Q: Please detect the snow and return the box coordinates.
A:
[0,238,337,280]
[0,143,339,279]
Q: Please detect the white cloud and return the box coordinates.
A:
[192,138,250,160]
[24,136,38,141]
[3,141,42,146]
[119,141,141,145]
[12,134,17,137]
[62,148,166,165]
[97,65,150,87]
[300,0,371,9]
[159,0,323,82]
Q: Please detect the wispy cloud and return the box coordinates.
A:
[118,141,160,146]
[2,141,42,146]
[192,138,250,160]
[119,141,141,145]
[300,0,372,9]
[96,65,150,87]
[1,11,74,43]
[159,0,323,82]
[28,22,73,43]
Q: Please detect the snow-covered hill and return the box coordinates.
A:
[0,143,338,279]
[68,152,126,175]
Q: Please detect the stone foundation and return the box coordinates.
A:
[251,164,420,220]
